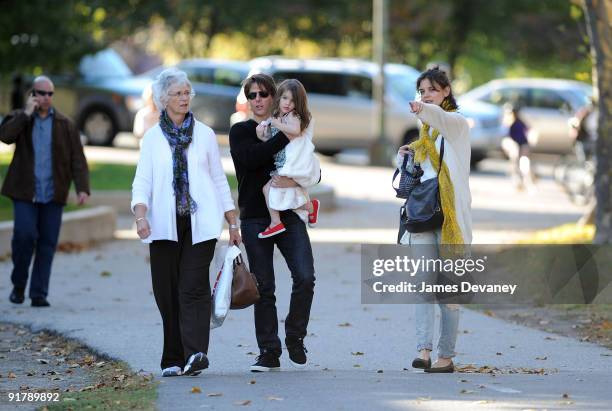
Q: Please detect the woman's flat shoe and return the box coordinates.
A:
[411,357,431,369]
[424,362,454,373]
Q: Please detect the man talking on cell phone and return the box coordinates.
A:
[0,75,90,307]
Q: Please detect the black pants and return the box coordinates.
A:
[241,212,316,356]
[149,215,216,370]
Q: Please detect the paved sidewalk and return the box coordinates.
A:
[2,155,610,410]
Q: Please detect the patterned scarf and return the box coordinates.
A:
[408,98,464,245]
[159,110,197,216]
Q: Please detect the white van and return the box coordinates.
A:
[232,57,505,163]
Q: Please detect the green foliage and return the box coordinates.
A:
[0,0,593,86]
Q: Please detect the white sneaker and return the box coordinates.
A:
[161,366,182,377]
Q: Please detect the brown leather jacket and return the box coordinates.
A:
[0,109,90,205]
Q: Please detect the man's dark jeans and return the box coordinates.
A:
[241,212,315,356]
[11,200,63,299]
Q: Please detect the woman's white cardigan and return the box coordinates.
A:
[397,103,473,244]
[131,120,235,244]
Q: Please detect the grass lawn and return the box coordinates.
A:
[473,221,612,349]
[0,152,237,221]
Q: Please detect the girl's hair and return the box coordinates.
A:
[273,79,311,132]
[416,66,458,111]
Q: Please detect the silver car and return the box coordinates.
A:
[232,57,505,164]
[143,59,249,132]
[459,78,593,154]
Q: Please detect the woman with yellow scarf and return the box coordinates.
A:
[397,67,472,373]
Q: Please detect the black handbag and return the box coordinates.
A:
[402,138,445,234]
[392,149,423,199]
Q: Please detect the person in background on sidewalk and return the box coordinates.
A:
[229,74,320,372]
[397,67,472,373]
[1,76,90,308]
[505,106,535,191]
[133,83,159,141]
[131,68,240,378]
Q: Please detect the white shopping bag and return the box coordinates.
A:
[210,245,242,329]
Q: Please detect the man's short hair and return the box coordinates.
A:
[242,73,276,97]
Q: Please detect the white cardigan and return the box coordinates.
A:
[131,120,235,244]
[397,103,473,244]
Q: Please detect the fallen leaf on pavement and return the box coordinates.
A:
[100,271,112,277]
[338,322,352,327]
[535,356,547,360]
[37,359,49,364]
[351,352,364,356]
[267,396,283,401]
[207,392,223,397]
[562,393,569,398]
[483,310,495,317]
[8,372,16,378]
[234,400,251,406]
[191,387,202,394]
[248,380,256,385]
[460,389,475,394]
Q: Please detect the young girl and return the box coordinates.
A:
[255,79,320,239]
[396,67,472,373]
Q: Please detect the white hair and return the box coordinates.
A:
[151,68,192,111]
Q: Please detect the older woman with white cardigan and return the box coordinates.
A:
[131,68,240,377]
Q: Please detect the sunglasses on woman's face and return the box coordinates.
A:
[33,89,54,97]
[246,91,270,100]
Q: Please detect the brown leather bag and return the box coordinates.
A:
[230,254,260,309]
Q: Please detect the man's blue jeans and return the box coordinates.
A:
[10,200,63,299]
[241,212,316,356]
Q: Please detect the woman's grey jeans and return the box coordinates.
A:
[400,229,460,358]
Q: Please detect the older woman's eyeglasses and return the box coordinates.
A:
[168,90,195,99]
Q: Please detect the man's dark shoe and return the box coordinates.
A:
[31,297,50,307]
[9,287,25,304]
[250,350,281,372]
[285,337,307,369]
[183,352,208,376]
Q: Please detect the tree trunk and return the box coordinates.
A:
[583,0,612,244]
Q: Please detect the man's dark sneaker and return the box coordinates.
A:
[183,352,209,376]
[31,297,50,307]
[285,337,307,369]
[9,287,25,304]
[250,350,281,372]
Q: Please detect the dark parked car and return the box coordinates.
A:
[142,59,249,133]
[0,49,149,146]
[50,48,150,146]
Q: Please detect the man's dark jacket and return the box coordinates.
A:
[0,109,90,205]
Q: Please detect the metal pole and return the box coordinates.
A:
[369,0,393,166]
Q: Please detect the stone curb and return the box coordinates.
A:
[0,206,116,257]
[68,185,337,214]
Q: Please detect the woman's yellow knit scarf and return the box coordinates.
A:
[408,99,464,245]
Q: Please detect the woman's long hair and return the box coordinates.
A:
[416,66,458,111]
[272,79,311,132]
